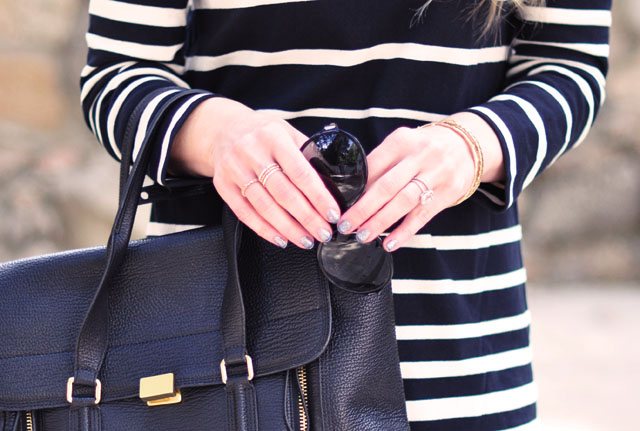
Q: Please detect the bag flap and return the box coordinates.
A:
[0,226,331,410]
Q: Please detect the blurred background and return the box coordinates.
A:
[1,1,638,429]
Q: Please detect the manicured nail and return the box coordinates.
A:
[385,239,398,252]
[301,236,315,249]
[319,228,333,243]
[337,220,351,234]
[327,209,340,224]
[356,230,370,243]
[274,236,288,249]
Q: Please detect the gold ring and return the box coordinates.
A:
[410,177,434,205]
[258,163,282,187]
[241,178,259,197]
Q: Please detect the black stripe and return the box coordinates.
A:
[397,328,530,362]
[90,16,186,47]
[393,285,528,326]
[403,364,533,400]
[189,1,515,55]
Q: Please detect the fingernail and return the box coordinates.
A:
[337,220,351,234]
[385,239,398,252]
[327,209,340,224]
[356,230,370,243]
[319,228,333,243]
[301,236,315,249]
[274,236,288,249]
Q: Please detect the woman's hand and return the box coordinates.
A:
[170,97,340,249]
[336,112,504,252]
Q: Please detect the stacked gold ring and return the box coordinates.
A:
[241,178,259,197]
[258,163,282,187]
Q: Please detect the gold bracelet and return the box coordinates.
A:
[420,119,484,206]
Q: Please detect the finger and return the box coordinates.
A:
[243,177,319,249]
[338,160,417,234]
[382,201,441,252]
[214,176,289,249]
[366,127,413,185]
[353,178,434,244]
[259,168,334,243]
[273,140,341,224]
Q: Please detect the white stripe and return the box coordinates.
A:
[405,382,538,422]
[507,56,606,102]
[392,268,527,296]
[492,94,547,190]
[527,65,596,147]
[194,0,314,9]
[258,107,445,123]
[186,44,510,71]
[506,79,573,168]
[87,33,183,62]
[146,222,205,236]
[92,68,189,157]
[132,89,182,161]
[513,39,610,58]
[403,225,522,250]
[396,310,531,341]
[89,0,187,27]
[520,6,612,27]
[80,65,97,78]
[156,93,210,184]
[106,77,164,159]
[470,106,517,207]
[400,346,533,379]
[80,61,133,103]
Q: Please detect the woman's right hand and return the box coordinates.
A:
[169,97,340,249]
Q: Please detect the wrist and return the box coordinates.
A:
[170,97,253,178]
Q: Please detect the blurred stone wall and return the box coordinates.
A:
[0,0,638,283]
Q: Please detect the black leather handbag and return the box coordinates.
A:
[0,90,409,430]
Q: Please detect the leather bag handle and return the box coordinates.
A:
[70,88,257,430]
[70,88,213,402]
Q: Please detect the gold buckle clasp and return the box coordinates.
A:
[66,377,102,405]
[220,355,254,384]
[139,373,182,406]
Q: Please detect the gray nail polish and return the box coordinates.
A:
[274,236,288,249]
[327,209,340,224]
[319,228,333,243]
[356,230,370,243]
[337,220,351,234]
[385,239,398,252]
[301,236,315,249]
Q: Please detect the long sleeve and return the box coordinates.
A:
[470,0,611,210]
[80,0,214,185]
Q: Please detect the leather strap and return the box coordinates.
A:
[70,89,202,400]
[71,87,257,431]
[69,406,102,431]
[221,205,258,431]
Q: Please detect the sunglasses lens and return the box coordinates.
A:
[301,130,367,211]
[317,235,393,293]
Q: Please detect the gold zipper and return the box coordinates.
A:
[25,411,34,431]
[296,366,309,431]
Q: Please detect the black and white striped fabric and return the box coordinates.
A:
[80,1,611,429]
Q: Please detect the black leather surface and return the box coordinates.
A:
[0,226,330,411]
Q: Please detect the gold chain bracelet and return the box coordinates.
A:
[420,119,484,206]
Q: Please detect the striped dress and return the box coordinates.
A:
[80,0,611,429]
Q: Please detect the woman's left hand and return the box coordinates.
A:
[336,112,503,252]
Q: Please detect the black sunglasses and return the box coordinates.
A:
[301,124,393,294]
